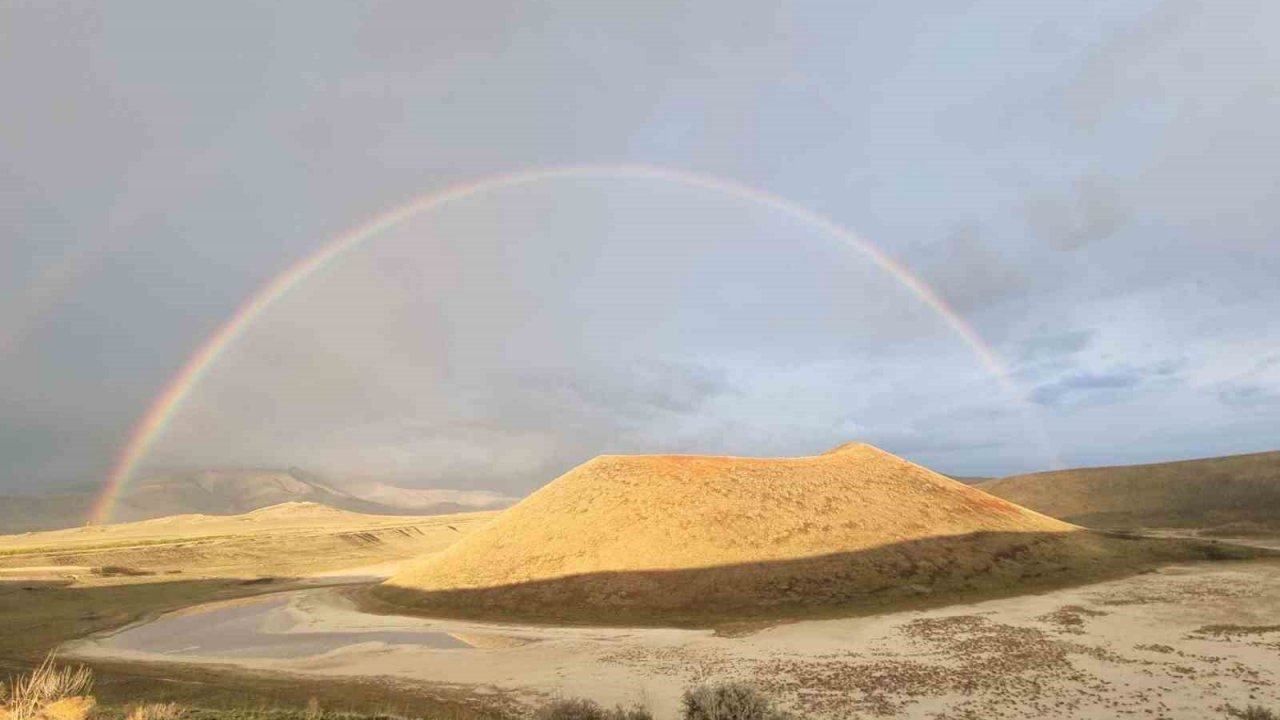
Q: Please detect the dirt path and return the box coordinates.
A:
[68,560,1280,719]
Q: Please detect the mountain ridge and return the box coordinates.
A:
[0,468,516,533]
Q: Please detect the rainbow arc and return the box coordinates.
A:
[91,164,1059,525]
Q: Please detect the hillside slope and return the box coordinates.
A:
[377,443,1237,624]
[979,450,1280,531]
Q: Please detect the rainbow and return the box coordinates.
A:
[90,164,1059,524]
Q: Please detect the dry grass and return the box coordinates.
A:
[979,450,1280,530]
[534,698,651,720]
[0,658,498,720]
[2,653,93,720]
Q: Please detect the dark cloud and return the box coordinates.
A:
[1031,368,1145,406]
[1023,174,1129,251]
[1063,0,1192,128]
[1215,352,1280,409]
[1218,384,1280,409]
[920,225,1027,312]
[1029,358,1187,407]
[1016,329,1096,366]
[520,361,734,422]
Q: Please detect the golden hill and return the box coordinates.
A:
[979,450,1280,531]
[376,443,1244,624]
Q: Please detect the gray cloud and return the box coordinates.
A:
[3,1,1279,495]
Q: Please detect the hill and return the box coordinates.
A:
[375,443,1243,625]
[0,468,516,533]
[0,501,498,580]
[978,450,1280,531]
[0,492,94,534]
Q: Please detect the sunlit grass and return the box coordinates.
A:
[2,652,93,720]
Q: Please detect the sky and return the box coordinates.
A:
[2,0,1278,497]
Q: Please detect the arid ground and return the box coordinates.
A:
[0,504,504,717]
[66,556,1280,719]
[3,450,1278,719]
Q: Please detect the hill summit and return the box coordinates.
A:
[376,443,1206,623]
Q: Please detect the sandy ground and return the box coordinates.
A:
[69,559,1280,720]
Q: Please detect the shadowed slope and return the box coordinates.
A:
[371,444,1233,623]
[979,450,1280,530]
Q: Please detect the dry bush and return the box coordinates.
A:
[536,698,652,720]
[2,653,94,720]
[125,702,186,720]
[681,683,792,720]
[1228,705,1279,720]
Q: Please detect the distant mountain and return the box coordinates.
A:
[0,492,95,534]
[978,450,1280,531]
[946,475,992,485]
[0,468,517,534]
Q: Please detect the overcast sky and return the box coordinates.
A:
[3,0,1278,495]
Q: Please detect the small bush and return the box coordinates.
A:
[1228,705,1279,720]
[536,697,652,720]
[91,565,154,577]
[126,702,186,720]
[681,683,793,720]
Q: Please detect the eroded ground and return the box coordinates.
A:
[69,559,1280,719]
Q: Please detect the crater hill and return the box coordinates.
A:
[375,443,1247,625]
[979,450,1280,533]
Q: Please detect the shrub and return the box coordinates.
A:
[536,697,652,720]
[681,683,793,720]
[1228,705,1279,720]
